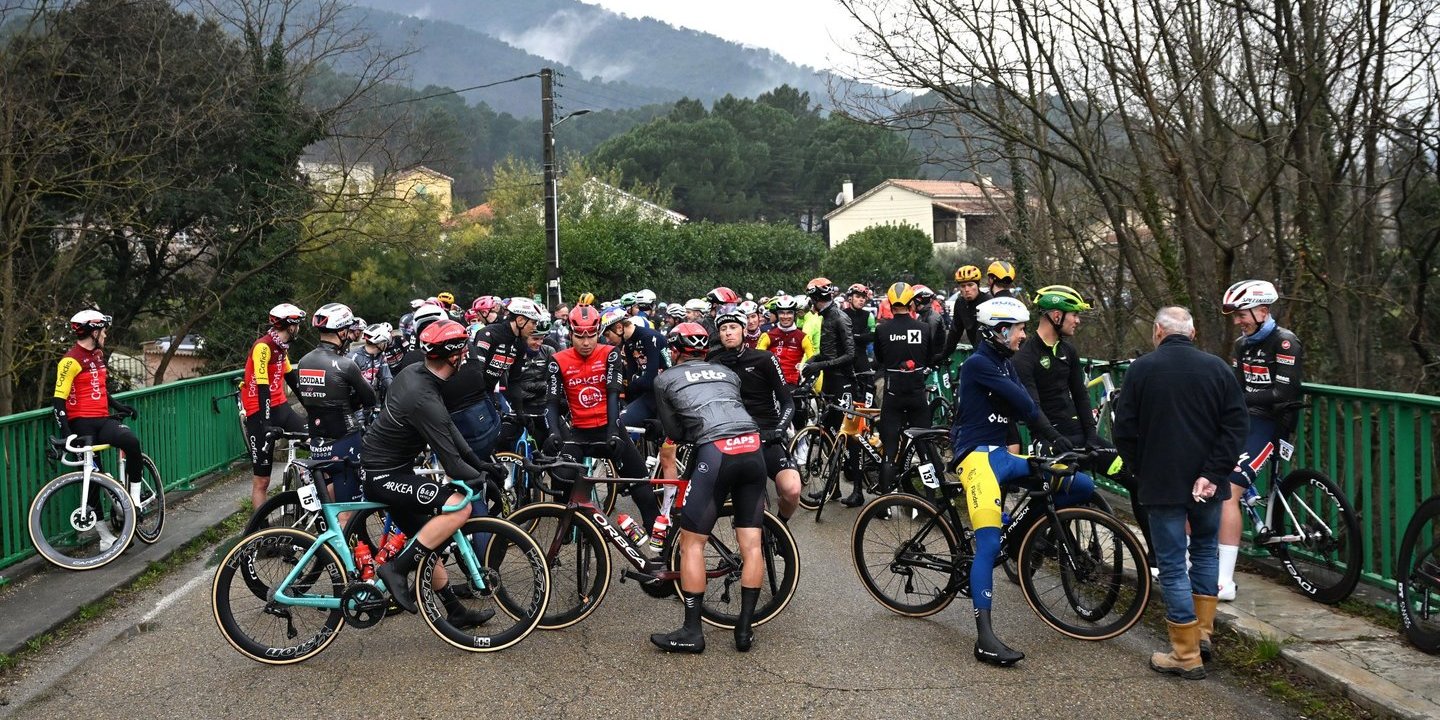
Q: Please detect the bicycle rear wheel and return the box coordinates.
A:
[668,509,800,629]
[211,528,346,664]
[1397,496,1440,654]
[501,502,611,630]
[1003,492,1113,585]
[896,435,949,502]
[1269,469,1363,604]
[133,453,166,544]
[851,493,962,617]
[420,517,549,652]
[245,490,325,536]
[1017,507,1149,640]
[29,472,136,571]
[790,426,831,511]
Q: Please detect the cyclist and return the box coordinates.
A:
[873,283,936,494]
[702,287,741,346]
[986,260,1018,299]
[911,285,947,365]
[392,303,448,374]
[244,304,308,512]
[1014,285,1155,565]
[361,319,493,627]
[52,309,142,551]
[633,288,657,325]
[683,299,709,324]
[545,305,662,530]
[398,298,424,344]
[650,322,767,654]
[1218,279,1304,601]
[952,296,1094,666]
[738,300,765,348]
[798,277,862,507]
[664,304,687,331]
[436,291,461,321]
[296,303,375,513]
[600,306,670,430]
[353,322,394,407]
[943,265,987,355]
[443,298,546,461]
[497,320,557,453]
[842,283,877,405]
[757,294,814,431]
[708,309,801,522]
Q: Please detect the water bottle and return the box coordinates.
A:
[617,513,648,545]
[376,531,407,565]
[354,541,376,581]
[650,514,670,552]
[1242,484,1262,508]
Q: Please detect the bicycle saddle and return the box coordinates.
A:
[902,427,949,442]
[293,457,350,475]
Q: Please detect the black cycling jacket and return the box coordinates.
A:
[806,301,855,385]
[442,320,525,414]
[1013,334,1095,440]
[914,305,948,366]
[1232,325,1304,429]
[653,360,758,446]
[296,340,376,439]
[874,314,935,394]
[706,346,794,439]
[841,304,875,376]
[361,363,485,479]
[622,324,668,398]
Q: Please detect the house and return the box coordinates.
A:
[824,178,1010,251]
[389,165,454,219]
[141,335,207,383]
[298,161,454,219]
[299,160,375,196]
[578,178,687,224]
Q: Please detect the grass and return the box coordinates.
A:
[1211,626,1377,720]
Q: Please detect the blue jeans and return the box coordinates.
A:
[451,399,501,459]
[1148,501,1222,622]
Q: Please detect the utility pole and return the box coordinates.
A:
[540,67,561,310]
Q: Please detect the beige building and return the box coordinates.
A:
[389,165,454,219]
[824,179,1010,251]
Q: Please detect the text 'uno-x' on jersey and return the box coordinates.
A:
[54,344,109,419]
[549,344,622,430]
[243,330,292,416]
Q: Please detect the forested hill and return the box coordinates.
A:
[343,0,836,116]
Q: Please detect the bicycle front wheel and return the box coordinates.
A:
[1397,496,1440,654]
[668,509,800,629]
[29,472,136,571]
[851,493,962,617]
[420,517,550,652]
[1270,469,1363,604]
[502,502,611,630]
[211,528,346,664]
[133,453,166,544]
[1017,507,1149,640]
[790,426,831,511]
[244,490,324,536]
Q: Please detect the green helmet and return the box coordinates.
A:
[1033,285,1092,313]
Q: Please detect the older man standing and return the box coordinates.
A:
[1112,307,1247,679]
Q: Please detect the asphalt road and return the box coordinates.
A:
[1,500,1298,720]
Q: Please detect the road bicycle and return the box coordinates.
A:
[30,425,165,571]
[1397,492,1440,653]
[211,460,550,664]
[497,452,799,631]
[925,367,956,428]
[243,429,318,534]
[851,449,1151,640]
[492,412,548,514]
[791,399,945,520]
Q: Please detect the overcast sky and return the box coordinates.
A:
[579,0,867,72]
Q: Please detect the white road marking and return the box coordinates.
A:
[139,569,209,624]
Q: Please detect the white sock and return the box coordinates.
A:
[1217,544,1240,589]
[1185,535,1192,572]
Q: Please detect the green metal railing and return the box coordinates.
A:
[0,371,246,572]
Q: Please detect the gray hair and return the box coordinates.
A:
[1155,306,1195,336]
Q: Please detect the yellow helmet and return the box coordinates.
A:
[437,291,456,305]
[955,265,982,283]
[987,260,1016,283]
[576,292,596,307]
[886,282,916,306]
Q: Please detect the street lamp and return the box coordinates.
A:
[541,66,591,310]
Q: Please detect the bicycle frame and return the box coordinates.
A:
[56,437,134,514]
[1242,444,1337,546]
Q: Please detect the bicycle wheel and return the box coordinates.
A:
[790,426,831,511]
[28,472,136,571]
[501,502,611,630]
[244,490,324,535]
[1003,492,1113,585]
[211,528,346,664]
[896,435,949,502]
[1269,469,1363,604]
[1397,496,1440,654]
[590,457,621,516]
[851,493,962,617]
[494,451,536,515]
[929,396,953,428]
[668,509,799,629]
[1017,507,1149,640]
[419,516,549,652]
[133,453,166,544]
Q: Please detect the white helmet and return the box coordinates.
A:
[312,302,357,331]
[69,309,112,337]
[507,297,546,323]
[635,289,657,307]
[411,303,448,333]
[975,296,1030,356]
[1222,280,1279,313]
[771,294,801,312]
[268,303,306,328]
[737,300,759,316]
[683,298,710,313]
[409,298,425,310]
[666,304,687,319]
[363,322,393,346]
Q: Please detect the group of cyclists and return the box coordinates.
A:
[52,254,1304,665]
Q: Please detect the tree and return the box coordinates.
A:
[821,224,936,290]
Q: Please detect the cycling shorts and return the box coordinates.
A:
[1229,415,1278,489]
[361,467,464,536]
[957,445,1034,531]
[308,431,362,503]
[761,439,796,478]
[678,434,767,536]
[245,403,305,478]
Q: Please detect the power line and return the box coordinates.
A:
[366,73,542,111]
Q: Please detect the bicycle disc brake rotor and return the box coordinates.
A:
[340,582,388,628]
[70,507,99,532]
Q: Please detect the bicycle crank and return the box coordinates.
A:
[340,582,388,628]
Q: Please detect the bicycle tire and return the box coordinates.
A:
[1002,493,1113,586]
[419,516,549,652]
[501,502,611,630]
[133,453,166,544]
[1269,469,1363,604]
[211,527,346,664]
[29,472,136,571]
[790,426,832,511]
[244,490,325,536]
[1396,495,1440,654]
[896,435,949,502]
[929,396,953,428]
[1016,507,1149,640]
[494,451,540,514]
[668,509,800,629]
[851,493,962,617]
[813,437,846,522]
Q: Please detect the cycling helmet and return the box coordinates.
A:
[913,284,935,301]
[975,296,1030,356]
[576,292,596,307]
[1222,280,1279,313]
[635,289,657,308]
[668,322,710,354]
[533,315,553,333]
[737,300,759,316]
[620,292,637,308]
[846,283,872,298]
[363,322,393,346]
[886,282,916,306]
[508,297,546,323]
[772,294,801,311]
[683,298,710,313]
[419,319,468,360]
[268,303,306,329]
[715,308,747,329]
[955,265,983,283]
[437,291,455,306]
[666,304,687,319]
[569,304,602,335]
[1033,285,1092,313]
[471,296,501,316]
[599,306,629,333]
[987,260,1017,283]
[409,298,425,310]
[805,277,836,301]
[312,302,357,331]
[411,303,447,334]
[706,287,741,306]
[69,309,112,337]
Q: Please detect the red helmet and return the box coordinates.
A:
[419,320,468,359]
[568,304,602,335]
[706,286,740,305]
[668,322,710,354]
[847,283,872,298]
[805,277,836,300]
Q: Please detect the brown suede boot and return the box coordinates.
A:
[1150,619,1206,679]
[1193,594,1218,663]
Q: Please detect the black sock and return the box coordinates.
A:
[682,590,703,631]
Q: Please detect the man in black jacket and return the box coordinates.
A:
[799,277,860,505]
[1112,306,1247,680]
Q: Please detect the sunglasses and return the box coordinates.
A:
[572,330,599,339]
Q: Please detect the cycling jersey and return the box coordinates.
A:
[806,301,855,392]
[548,344,623,432]
[874,314,935,394]
[756,324,812,385]
[242,330,294,418]
[350,347,392,403]
[517,343,554,410]
[296,340,376,439]
[743,327,762,349]
[361,364,485,478]
[653,361,758,446]
[1013,334,1095,440]
[1231,322,1304,430]
[943,293,986,355]
[706,347,794,438]
[621,323,668,399]
[914,305,947,366]
[53,344,110,420]
[443,320,524,413]
[842,305,876,376]
[953,342,1050,456]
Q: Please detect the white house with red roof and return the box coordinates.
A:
[823,178,1011,250]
